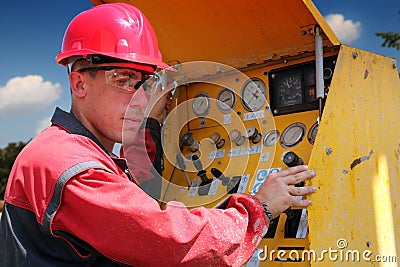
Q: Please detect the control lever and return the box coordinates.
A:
[191,155,213,195]
[175,153,192,188]
[210,168,230,186]
[282,151,305,238]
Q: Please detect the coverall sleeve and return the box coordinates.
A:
[52,168,269,267]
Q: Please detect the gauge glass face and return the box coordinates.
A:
[308,122,319,145]
[240,78,267,111]
[263,130,280,147]
[280,123,306,148]
[216,88,236,113]
[192,92,210,117]
[274,72,303,108]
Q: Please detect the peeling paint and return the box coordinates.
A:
[364,69,369,79]
[350,149,374,170]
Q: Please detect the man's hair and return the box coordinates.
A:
[70,59,98,78]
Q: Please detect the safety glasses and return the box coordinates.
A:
[77,66,154,91]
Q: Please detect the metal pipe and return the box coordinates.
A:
[315,26,324,119]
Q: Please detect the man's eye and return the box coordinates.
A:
[114,77,130,85]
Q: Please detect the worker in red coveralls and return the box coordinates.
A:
[0,3,317,267]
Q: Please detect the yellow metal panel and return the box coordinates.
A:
[91,0,339,69]
[308,45,400,266]
[87,1,399,266]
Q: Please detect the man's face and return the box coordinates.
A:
[73,64,151,151]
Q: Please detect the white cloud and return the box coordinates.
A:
[0,75,61,117]
[35,116,52,135]
[325,13,362,44]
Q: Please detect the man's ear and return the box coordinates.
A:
[69,72,87,98]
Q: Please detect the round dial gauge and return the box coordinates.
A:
[308,122,319,145]
[216,87,236,113]
[192,92,211,117]
[240,78,267,111]
[280,122,306,148]
[263,130,280,147]
[277,73,303,107]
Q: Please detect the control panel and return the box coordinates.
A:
[158,54,337,265]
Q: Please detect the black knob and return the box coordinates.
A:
[283,151,304,167]
[210,168,230,186]
[180,132,194,146]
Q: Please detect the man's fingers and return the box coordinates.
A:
[273,165,308,178]
[288,185,316,196]
[282,169,316,185]
[292,197,312,208]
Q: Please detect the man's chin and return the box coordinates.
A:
[122,127,141,144]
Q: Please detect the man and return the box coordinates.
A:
[0,3,316,266]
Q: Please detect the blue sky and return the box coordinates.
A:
[0,0,399,149]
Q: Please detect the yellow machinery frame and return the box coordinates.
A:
[90,0,400,265]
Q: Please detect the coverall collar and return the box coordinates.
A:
[50,107,109,154]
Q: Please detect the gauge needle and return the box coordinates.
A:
[222,98,230,102]
[285,79,292,89]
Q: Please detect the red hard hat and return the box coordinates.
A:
[56,3,169,70]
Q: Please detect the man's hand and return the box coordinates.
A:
[145,77,174,124]
[148,91,173,123]
[255,165,316,218]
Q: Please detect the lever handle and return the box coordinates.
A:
[191,154,203,171]
[210,168,230,186]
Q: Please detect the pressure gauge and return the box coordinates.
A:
[308,122,319,145]
[216,87,236,113]
[192,92,211,117]
[263,130,280,147]
[277,73,303,107]
[280,122,306,148]
[240,78,267,112]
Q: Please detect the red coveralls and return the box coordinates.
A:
[0,108,269,266]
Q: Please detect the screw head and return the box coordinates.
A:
[325,147,333,155]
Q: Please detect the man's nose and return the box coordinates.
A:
[129,87,149,108]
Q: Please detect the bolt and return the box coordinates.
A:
[325,147,333,155]
[392,61,397,69]
[352,52,358,59]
